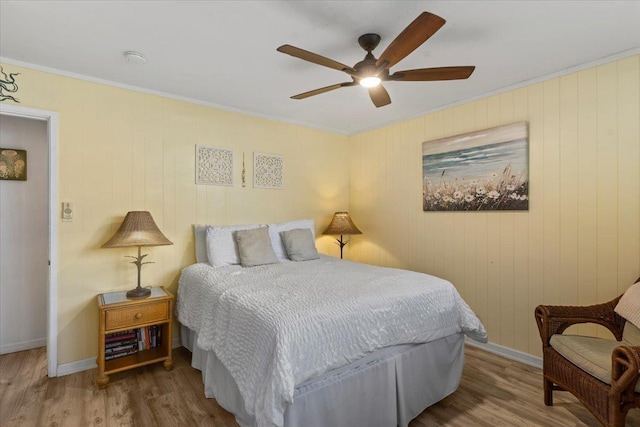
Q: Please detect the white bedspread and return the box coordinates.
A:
[176,255,487,427]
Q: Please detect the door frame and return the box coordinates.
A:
[0,103,58,377]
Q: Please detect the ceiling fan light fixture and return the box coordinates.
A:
[360,76,381,88]
[278,12,475,107]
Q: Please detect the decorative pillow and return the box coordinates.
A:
[234,227,280,267]
[281,228,319,262]
[269,219,315,260]
[194,224,208,263]
[206,224,261,267]
[615,277,640,329]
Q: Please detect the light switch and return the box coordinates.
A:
[62,202,74,221]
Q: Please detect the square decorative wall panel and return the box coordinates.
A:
[196,145,233,186]
[254,152,284,189]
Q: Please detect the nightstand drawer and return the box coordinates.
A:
[105,301,169,330]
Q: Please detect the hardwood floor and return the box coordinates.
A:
[1,345,638,426]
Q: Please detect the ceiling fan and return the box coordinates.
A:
[277,12,475,108]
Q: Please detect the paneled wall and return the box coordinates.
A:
[349,55,640,356]
[1,63,349,364]
[2,54,638,366]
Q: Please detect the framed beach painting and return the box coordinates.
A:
[422,122,528,211]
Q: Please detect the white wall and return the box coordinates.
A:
[0,114,49,354]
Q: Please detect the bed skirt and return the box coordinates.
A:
[181,325,464,427]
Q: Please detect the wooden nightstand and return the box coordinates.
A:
[96,286,174,388]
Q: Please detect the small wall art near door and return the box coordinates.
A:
[0,148,27,180]
[422,122,529,211]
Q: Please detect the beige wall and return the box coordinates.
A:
[349,55,640,356]
[3,54,638,365]
[1,63,349,364]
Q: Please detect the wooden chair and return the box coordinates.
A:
[535,294,640,427]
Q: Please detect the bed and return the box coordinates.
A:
[176,221,487,427]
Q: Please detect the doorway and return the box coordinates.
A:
[0,115,48,355]
[0,104,58,377]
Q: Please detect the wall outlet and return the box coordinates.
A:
[62,202,74,221]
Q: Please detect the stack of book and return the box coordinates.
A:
[105,326,163,359]
[105,330,138,360]
[136,325,162,350]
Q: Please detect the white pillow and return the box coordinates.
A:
[235,227,280,267]
[206,224,261,267]
[268,219,315,260]
[615,278,640,329]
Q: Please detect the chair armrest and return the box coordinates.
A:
[611,345,640,398]
[534,296,625,346]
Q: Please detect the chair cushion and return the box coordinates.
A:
[550,334,640,393]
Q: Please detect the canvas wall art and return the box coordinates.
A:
[195,145,234,186]
[422,122,528,211]
[0,148,27,181]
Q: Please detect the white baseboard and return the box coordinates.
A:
[465,337,542,369]
[57,357,97,376]
[57,338,184,377]
[0,338,46,355]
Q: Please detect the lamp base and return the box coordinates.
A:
[126,286,151,299]
[336,235,348,259]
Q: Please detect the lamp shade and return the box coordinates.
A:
[102,211,173,248]
[322,212,362,236]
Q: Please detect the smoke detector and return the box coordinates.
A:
[123,51,147,64]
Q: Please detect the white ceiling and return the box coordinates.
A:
[1,1,639,135]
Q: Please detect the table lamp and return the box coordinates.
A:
[322,212,362,259]
[102,211,173,298]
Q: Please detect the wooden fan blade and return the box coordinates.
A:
[376,12,446,69]
[389,66,476,81]
[368,84,391,108]
[278,45,356,74]
[291,82,356,100]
